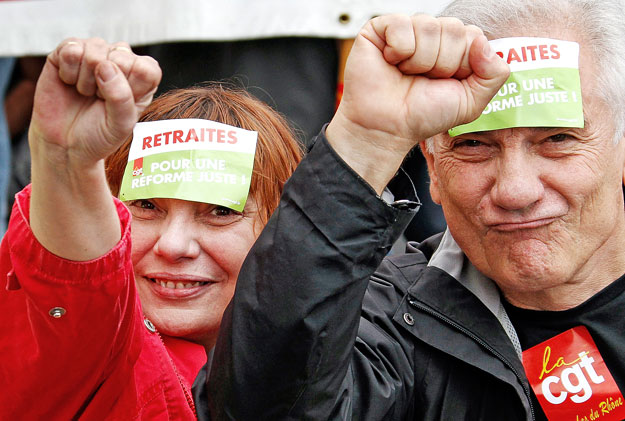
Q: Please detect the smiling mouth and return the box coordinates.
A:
[147,278,211,289]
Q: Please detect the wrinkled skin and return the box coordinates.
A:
[422,28,625,310]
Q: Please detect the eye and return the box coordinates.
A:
[137,200,155,209]
[547,133,570,143]
[126,199,159,219]
[212,206,235,217]
[455,139,485,148]
[449,137,493,161]
[203,205,244,226]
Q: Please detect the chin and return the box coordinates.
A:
[157,314,217,341]
[483,245,562,288]
[491,259,564,292]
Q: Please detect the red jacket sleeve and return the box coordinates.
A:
[0,185,142,419]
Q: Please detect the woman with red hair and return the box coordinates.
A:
[0,38,302,419]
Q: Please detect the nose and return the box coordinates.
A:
[489,150,544,211]
[153,214,201,262]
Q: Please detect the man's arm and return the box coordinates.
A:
[209,132,417,420]
[207,14,508,420]
[326,14,508,193]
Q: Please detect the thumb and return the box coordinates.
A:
[95,60,138,145]
[464,35,510,122]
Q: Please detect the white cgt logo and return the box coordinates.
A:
[542,352,605,404]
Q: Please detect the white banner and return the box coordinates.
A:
[0,0,453,57]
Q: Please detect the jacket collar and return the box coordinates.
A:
[426,229,523,357]
[400,230,532,412]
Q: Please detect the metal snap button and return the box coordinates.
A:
[143,318,156,333]
[48,307,66,318]
[403,312,415,326]
[391,199,421,211]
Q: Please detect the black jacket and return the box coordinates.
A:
[202,132,535,420]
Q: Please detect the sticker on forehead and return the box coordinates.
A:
[118,119,258,212]
[449,37,583,137]
[522,326,625,421]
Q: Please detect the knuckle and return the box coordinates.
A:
[440,17,466,39]
[88,37,108,46]
[412,13,436,25]
[131,57,153,78]
[380,13,410,25]
[55,38,83,64]
[465,24,485,37]
[401,57,435,74]
[59,45,82,65]
[134,56,162,81]
[395,13,412,26]
[439,16,464,28]
[113,41,132,49]
[83,52,101,68]
[434,63,457,77]
[59,37,80,48]
[144,55,160,69]
[76,81,96,97]
[414,15,441,37]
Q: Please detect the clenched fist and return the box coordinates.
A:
[30,38,161,167]
[28,38,162,261]
[327,14,510,193]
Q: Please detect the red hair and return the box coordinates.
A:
[105,83,303,224]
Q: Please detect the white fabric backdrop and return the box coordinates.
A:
[0,0,453,56]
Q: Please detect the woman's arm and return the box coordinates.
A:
[28,38,161,260]
[0,38,161,418]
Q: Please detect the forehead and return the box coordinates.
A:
[137,196,258,210]
[493,25,597,88]
[455,30,606,141]
[438,117,605,145]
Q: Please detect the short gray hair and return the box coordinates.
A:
[436,0,625,144]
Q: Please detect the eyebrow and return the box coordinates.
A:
[448,117,592,139]
[530,117,590,132]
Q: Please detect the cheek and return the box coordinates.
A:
[204,225,260,276]
[129,222,157,264]
[435,160,491,215]
[572,162,624,226]
[545,153,618,211]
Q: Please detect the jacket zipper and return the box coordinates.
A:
[155,331,198,419]
[408,298,536,421]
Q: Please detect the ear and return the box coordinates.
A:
[419,139,441,205]
[622,156,625,193]
[622,153,625,187]
[619,134,625,188]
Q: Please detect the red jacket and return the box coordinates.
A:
[0,186,206,420]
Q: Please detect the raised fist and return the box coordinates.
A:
[326,14,509,192]
[29,38,162,168]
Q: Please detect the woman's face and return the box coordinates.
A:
[128,196,262,348]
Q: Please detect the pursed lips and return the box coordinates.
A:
[486,216,560,232]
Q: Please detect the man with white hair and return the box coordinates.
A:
[204,0,625,419]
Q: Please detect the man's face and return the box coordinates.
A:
[423,37,625,309]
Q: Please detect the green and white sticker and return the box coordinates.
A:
[449,37,583,136]
[119,119,258,212]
